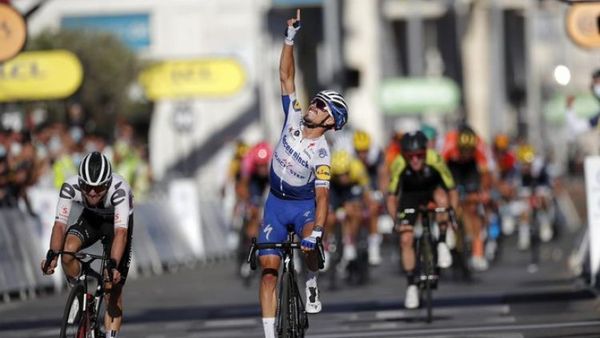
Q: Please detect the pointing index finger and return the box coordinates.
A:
[297,9,301,21]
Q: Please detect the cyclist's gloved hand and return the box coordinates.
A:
[284,9,301,45]
[301,227,323,251]
[106,258,119,283]
[41,249,58,275]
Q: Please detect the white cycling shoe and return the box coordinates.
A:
[437,242,453,269]
[305,279,322,314]
[404,285,419,309]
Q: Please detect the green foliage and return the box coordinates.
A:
[27,29,146,131]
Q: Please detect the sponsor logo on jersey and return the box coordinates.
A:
[282,135,309,169]
[315,165,331,181]
[111,189,126,206]
[293,99,301,111]
[59,183,76,199]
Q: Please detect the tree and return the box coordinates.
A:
[27,29,144,134]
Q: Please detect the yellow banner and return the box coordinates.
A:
[0,50,83,102]
[139,59,246,100]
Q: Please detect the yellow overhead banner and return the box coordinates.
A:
[0,50,83,102]
[139,59,246,100]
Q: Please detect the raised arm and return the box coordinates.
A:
[280,9,301,95]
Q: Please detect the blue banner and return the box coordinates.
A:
[61,13,150,51]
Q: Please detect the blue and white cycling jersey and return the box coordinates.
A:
[269,93,331,200]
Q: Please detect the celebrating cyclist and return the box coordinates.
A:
[352,130,386,265]
[387,131,458,309]
[41,151,133,338]
[258,9,349,338]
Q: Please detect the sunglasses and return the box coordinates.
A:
[311,98,329,112]
[404,151,426,160]
[79,179,110,195]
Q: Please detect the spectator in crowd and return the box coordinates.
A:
[565,69,600,134]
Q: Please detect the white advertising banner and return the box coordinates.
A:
[584,156,600,285]
[168,179,204,257]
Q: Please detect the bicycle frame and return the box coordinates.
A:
[52,249,111,338]
[400,206,456,323]
[248,232,325,338]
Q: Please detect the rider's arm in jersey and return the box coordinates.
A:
[280,13,298,96]
[314,157,332,228]
[425,149,459,210]
[109,181,133,268]
[49,178,79,253]
[474,139,495,191]
[386,156,406,221]
[440,131,458,162]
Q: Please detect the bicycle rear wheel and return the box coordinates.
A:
[59,283,88,338]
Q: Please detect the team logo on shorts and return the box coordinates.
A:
[264,224,273,241]
[315,165,331,181]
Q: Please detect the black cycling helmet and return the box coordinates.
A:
[78,151,112,193]
[457,124,477,151]
[401,131,428,154]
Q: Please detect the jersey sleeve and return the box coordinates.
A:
[313,145,331,190]
[55,178,78,224]
[388,156,407,195]
[441,132,457,162]
[281,93,302,118]
[110,183,133,229]
[475,138,491,172]
[426,150,456,190]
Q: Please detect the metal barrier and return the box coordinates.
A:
[0,209,52,299]
[0,180,231,300]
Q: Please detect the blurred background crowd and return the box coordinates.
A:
[0,103,152,212]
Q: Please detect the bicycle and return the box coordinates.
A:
[44,245,112,338]
[401,206,456,323]
[247,231,325,338]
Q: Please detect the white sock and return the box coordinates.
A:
[368,233,381,246]
[306,270,318,285]
[262,317,275,338]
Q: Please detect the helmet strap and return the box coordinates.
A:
[303,115,332,129]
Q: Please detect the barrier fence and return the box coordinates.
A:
[0,179,231,300]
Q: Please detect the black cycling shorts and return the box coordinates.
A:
[330,184,364,210]
[448,160,481,194]
[67,209,134,285]
[397,191,435,226]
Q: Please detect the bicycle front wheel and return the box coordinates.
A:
[59,283,88,338]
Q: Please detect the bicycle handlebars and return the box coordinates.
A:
[247,237,326,270]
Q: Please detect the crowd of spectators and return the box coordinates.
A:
[0,103,153,215]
